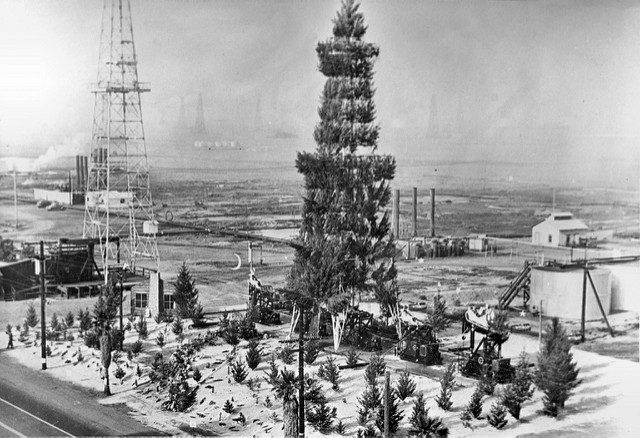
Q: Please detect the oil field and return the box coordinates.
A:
[1,0,639,437]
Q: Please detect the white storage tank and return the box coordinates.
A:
[530,266,611,320]
[602,262,640,312]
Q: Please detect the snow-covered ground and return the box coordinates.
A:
[1,319,638,437]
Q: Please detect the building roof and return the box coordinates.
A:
[533,212,589,232]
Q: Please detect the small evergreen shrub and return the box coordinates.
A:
[231,360,249,383]
[64,311,75,328]
[25,303,39,327]
[307,399,337,434]
[246,340,262,370]
[264,354,280,386]
[346,347,361,367]
[375,389,403,434]
[156,331,165,350]
[487,401,508,429]
[223,399,235,414]
[192,367,202,382]
[304,340,319,365]
[435,362,456,411]
[395,370,416,400]
[135,316,148,339]
[320,355,340,390]
[278,345,294,365]
[409,393,449,437]
[114,366,125,380]
[502,351,534,420]
[466,384,484,419]
[130,340,143,356]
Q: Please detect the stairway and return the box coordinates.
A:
[498,261,532,309]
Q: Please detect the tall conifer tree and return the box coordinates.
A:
[289,0,396,319]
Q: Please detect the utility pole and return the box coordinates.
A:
[383,370,390,437]
[538,299,543,351]
[13,168,18,229]
[39,241,47,370]
[298,304,305,438]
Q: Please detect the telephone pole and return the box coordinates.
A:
[39,241,47,370]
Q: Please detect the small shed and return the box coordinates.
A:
[531,212,588,247]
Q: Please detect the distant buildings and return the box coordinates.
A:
[531,212,588,247]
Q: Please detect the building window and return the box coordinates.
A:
[163,294,175,311]
[548,234,552,243]
[419,345,427,357]
[134,292,148,309]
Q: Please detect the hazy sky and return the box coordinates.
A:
[1,0,640,165]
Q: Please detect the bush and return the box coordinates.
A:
[78,308,92,333]
[246,340,262,370]
[223,320,240,346]
[395,370,416,400]
[375,389,403,434]
[479,368,496,395]
[247,376,261,391]
[64,311,75,328]
[466,384,484,419]
[435,362,456,411]
[304,341,319,365]
[162,378,197,412]
[172,316,184,340]
[409,393,449,437]
[50,313,60,332]
[369,352,386,376]
[156,331,166,350]
[84,329,100,349]
[487,401,508,429]
[239,315,258,340]
[45,344,52,356]
[304,376,326,405]
[114,366,125,380]
[135,316,148,340]
[223,399,235,414]
[231,360,249,383]
[320,355,340,391]
[278,345,295,365]
[502,352,534,420]
[25,303,39,327]
[192,367,202,382]
[346,347,361,367]
[264,354,280,387]
[357,382,381,425]
[306,399,337,433]
[129,340,143,356]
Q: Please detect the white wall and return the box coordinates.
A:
[33,188,72,205]
[530,267,611,320]
[603,262,640,312]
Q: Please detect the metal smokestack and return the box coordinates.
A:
[412,187,418,237]
[393,189,400,238]
[430,188,436,238]
[82,155,88,191]
[76,155,82,190]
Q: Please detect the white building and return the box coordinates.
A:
[85,190,133,210]
[531,212,588,247]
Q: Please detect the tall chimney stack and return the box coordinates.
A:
[393,189,400,238]
[76,156,82,190]
[82,155,88,190]
[412,187,418,237]
[430,188,436,238]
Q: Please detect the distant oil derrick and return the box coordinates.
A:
[83,0,159,277]
[193,93,207,136]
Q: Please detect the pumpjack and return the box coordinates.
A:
[458,306,514,383]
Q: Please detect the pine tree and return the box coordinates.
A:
[306,398,337,434]
[304,340,319,365]
[346,347,361,367]
[502,351,534,419]
[156,330,165,350]
[357,382,381,425]
[172,316,184,339]
[223,399,235,414]
[50,313,60,332]
[536,318,580,417]
[25,303,38,327]
[172,262,202,321]
[479,368,496,396]
[264,354,280,387]
[426,293,450,338]
[466,384,484,419]
[409,393,449,437]
[375,389,403,434]
[321,355,341,390]
[395,370,417,400]
[435,363,455,411]
[246,340,262,370]
[79,308,92,333]
[487,401,508,429]
[231,359,248,383]
[64,311,75,328]
[93,280,121,334]
[287,0,396,333]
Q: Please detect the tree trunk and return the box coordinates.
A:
[283,399,298,438]
[100,333,112,396]
[104,371,111,396]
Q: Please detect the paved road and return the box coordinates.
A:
[0,354,162,436]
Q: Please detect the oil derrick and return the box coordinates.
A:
[83,0,159,277]
[427,93,439,138]
[193,93,207,136]
[177,97,187,130]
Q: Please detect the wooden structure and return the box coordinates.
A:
[498,260,532,309]
[248,267,290,324]
[398,324,442,366]
[458,307,514,383]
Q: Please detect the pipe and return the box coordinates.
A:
[76,155,82,190]
[393,189,400,238]
[430,188,436,238]
[412,187,418,237]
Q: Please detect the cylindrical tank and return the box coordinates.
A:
[530,266,611,320]
[604,262,640,312]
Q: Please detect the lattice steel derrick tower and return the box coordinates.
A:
[83,0,159,277]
